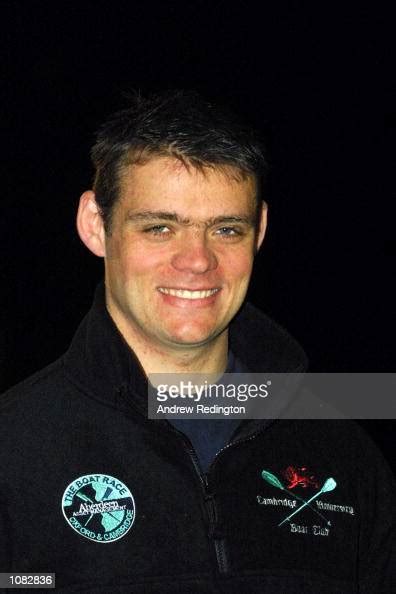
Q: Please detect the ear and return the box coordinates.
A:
[76,191,106,257]
[255,201,268,252]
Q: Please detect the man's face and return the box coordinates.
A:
[103,157,266,351]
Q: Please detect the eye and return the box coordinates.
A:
[144,225,171,236]
[215,226,242,237]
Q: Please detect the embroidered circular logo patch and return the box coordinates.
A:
[62,474,135,543]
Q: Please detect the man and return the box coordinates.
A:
[0,91,394,592]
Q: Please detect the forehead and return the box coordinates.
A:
[118,157,257,217]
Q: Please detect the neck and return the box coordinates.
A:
[133,335,229,376]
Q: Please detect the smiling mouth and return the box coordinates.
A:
[158,288,220,300]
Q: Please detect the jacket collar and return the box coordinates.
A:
[62,283,307,414]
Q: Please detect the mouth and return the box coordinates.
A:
[158,288,220,300]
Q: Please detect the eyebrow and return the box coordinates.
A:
[125,210,255,226]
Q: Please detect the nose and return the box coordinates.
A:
[171,231,218,274]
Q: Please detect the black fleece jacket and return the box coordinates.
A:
[0,286,394,593]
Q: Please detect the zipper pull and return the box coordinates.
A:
[204,494,217,536]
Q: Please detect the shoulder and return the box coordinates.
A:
[295,419,395,486]
[0,358,65,411]
[0,357,73,445]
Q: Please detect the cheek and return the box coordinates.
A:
[108,239,167,280]
[221,251,254,280]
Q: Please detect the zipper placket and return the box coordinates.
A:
[186,442,229,574]
[167,421,271,575]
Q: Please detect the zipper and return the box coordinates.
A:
[187,445,229,574]
[166,421,271,575]
[166,423,229,573]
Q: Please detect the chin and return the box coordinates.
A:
[163,324,218,347]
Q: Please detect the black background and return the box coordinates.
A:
[1,2,394,470]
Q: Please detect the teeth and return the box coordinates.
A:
[158,288,219,299]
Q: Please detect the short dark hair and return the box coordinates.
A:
[91,90,268,232]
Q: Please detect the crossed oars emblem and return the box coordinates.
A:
[261,470,337,527]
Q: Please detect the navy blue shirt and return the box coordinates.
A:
[169,351,247,472]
